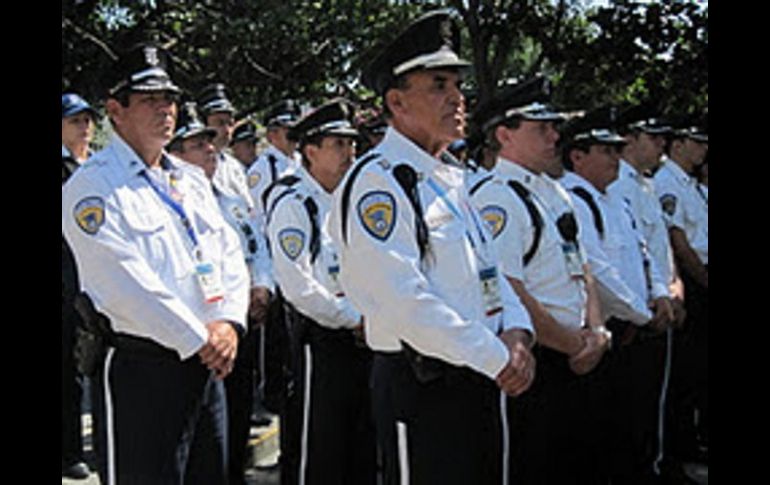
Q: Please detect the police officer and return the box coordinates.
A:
[655,119,709,466]
[247,99,302,215]
[265,99,376,485]
[61,92,98,479]
[469,78,611,484]
[61,43,250,485]
[327,11,536,484]
[197,83,255,208]
[230,120,260,169]
[561,111,675,484]
[167,102,274,485]
[610,107,687,474]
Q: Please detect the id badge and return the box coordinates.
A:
[328,264,345,297]
[562,242,585,278]
[479,266,503,316]
[195,260,225,303]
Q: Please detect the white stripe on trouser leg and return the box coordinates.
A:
[103,348,116,485]
[653,327,673,475]
[499,391,509,485]
[396,421,410,485]
[299,344,312,485]
[257,325,266,395]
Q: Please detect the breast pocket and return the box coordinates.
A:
[193,209,227,266]
[123,209,193,280]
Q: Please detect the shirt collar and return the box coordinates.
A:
[296,164,332,208]
[618,158,642,181]
[62,144,72,159]
[661,157,692,185]
[108,131,179,178]
[495,157,542,190]
[562,171,605,200]
[378,127,465,185]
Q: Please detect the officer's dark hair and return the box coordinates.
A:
[109,89,132,108]
[298,134,326,169]
[664,131,689,156]
[561,138,592,171]
[381,74,412,118]
[483,116,523,154]
[167,139,184,153]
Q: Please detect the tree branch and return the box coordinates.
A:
[62,16,118,61]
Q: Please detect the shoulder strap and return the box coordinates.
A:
[302,197,321,264]
[392,164,430,261]
[262,174,301,214]
[267,154,279,183]
[340,152,383,244]
[266,185,321,264]
[570,187,605,239]
[506,180,544,266]
[62,156,78,184]
[469,173,495,196]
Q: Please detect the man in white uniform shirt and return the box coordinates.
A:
[61,42,249,485]
[247,100,302,215]
[561,110,675,484]
[469,78,610,485]
[327,11,535,485]
[265,99,377,485]
[167,102,274,485]
[655,120,709,467]
[197,83,255,209]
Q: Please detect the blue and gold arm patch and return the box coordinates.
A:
[73,196,105,235]
[357,191,396,241]
[480,205,507,238]
[278,227,305,261]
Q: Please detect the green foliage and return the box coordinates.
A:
[62,0,707,122]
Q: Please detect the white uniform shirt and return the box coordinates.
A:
[215,188,274,292]
[609,160,677,289]
[247,145,298,216]
[214,150,254,210]
[560,172,653,325]
[62,133,250,359]
[266,166,361,329]
[653,158,708,265]
[470,159,587,329]
[327,128,533,380]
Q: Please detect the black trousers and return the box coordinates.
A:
[287,321,376,485]
[92,336,228,485]
[372,351,505,485]
[666,268,709,462]
[508,345,611,485]
[61,301,86,466]
[605,319,668,485]
[225,321,259,485]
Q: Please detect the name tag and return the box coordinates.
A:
[479,266,503,316]
[562,242,585,278]
[195,261,225,303]
[328,264,345,297]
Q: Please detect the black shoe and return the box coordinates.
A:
[62,461,90,479]
[250,410,274,427]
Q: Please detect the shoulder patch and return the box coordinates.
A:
[660,194,677,216]
[480,205,507,238]
[278,227,305,261]
[357,191,396,241]
[73,196,105,235]
[248,173,261,188]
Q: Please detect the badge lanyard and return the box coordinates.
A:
[425,177,490,264]
[141,170,200,255]
[426,177,502,319]
[141,170,223,303]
